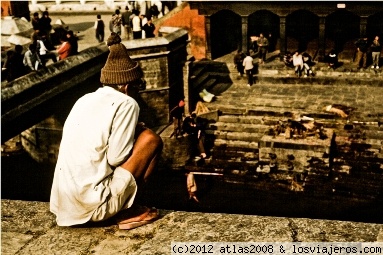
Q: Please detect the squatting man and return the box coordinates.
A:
[50,33,163,230]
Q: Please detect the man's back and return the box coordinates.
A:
[51,86,139,226]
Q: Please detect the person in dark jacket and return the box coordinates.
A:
[2,45,27,82]
[234,49,246,77]
[94,14,105,43]
[354,36,369,69]
[142,17,155,38]
[66,30,78,56]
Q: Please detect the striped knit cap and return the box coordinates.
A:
[100,34,143,85]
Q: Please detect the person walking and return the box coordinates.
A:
[243,52,254,86]
[371,35,381,69]
[94,14,105,43]
[50,33,163,230]
[122,6,132,40]
[111,9,123,36]
[234,49,246,77]
[257,33,269,64]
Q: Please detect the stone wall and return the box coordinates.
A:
[14,28,189,164]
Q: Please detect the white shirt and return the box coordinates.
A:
[132,15,141,32]
[38,40,49,55]
[243,56,254,70]
[50,86,140,226]
[293,54,303,67]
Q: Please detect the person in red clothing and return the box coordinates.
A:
[57,36,72,60]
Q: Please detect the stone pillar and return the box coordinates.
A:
[279,16,286,61]
[360,16,368,37]
[318,16,326,62]
[205,16,212,59]
[241,16,248,53]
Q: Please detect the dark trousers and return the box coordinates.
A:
[133,31,141,39]
[246,69,253,85]
[40,52,57,66]
[96,31,104,42]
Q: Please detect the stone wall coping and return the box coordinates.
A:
[122,27,188,50]
[1,199,382,254]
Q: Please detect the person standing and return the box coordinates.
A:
[39,11,52,47]
[111,9,122,36]
[234,49,246,77]
[50,33,163,230]
[354,36,369,69]
[94,14,105,43]
[31,12,41,31]
[371,35,381,69]
[243,52,254,86]
[132,9,142,39]
[257,33,269,64]
[142,17,155,38]
[122,6,132,40]
[170,99,185,138]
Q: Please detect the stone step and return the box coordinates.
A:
[213,130,264,142]
[210,122,269,134]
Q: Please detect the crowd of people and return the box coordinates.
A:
[2,11,79,82]
[100,4,158,43]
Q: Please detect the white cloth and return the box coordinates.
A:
[50,86,140,226]
[243,56,254,70]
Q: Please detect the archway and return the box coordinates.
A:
[248,10,280,52]
[210,9,241,59]
[367,11,383,39]
[326,10,360,53]
[286,10,319,52]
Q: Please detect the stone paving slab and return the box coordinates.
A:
[2,199,383,254]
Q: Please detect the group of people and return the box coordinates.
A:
[2,11,80,82]
[97,6,156,43]
[170,99,208,160]
[283,51,319,77]
[354,35,381,69]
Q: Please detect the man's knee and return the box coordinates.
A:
[141,129,163,150]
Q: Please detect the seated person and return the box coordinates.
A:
[326,49,338,70]
[283,51,294,68]
[302,52,315,77]
[50,34,163,230]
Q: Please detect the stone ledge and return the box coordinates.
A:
[2,199,382,254]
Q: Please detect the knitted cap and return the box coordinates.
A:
[100,34,143,85]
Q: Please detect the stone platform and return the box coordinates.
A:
[1,199,383,255]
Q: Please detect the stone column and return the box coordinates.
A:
[318,16,326,62]
[241,16,248,53]
[360,16,368,37]
[279,16,286,61]
[205,16,212,59]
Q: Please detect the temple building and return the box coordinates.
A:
[189,1,383,60]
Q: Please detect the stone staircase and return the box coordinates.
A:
[185,56,383,201]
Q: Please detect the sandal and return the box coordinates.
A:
[116,206,159,230]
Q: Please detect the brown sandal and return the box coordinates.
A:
[116,206,159,230]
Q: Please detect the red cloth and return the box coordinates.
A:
[57,41,71,60]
